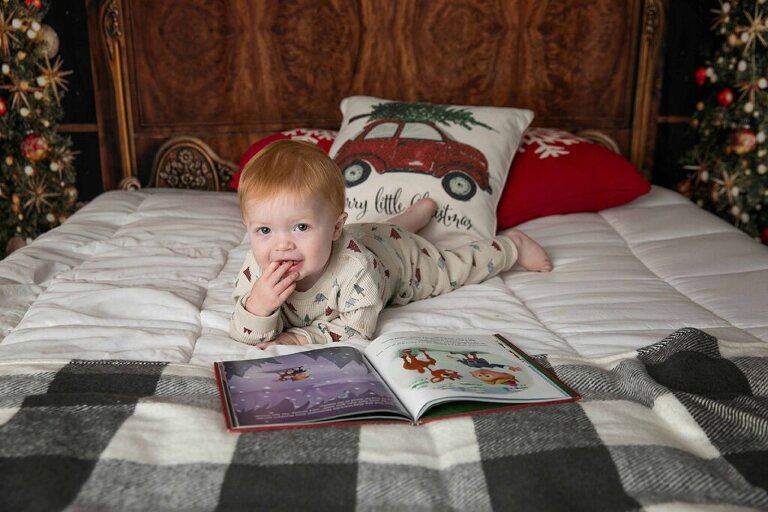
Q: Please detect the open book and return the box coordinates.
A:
[214,332,579,431]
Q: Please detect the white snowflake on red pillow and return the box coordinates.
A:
[519,128,584,159]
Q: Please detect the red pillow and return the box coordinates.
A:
[496,128,650,229]
[231,129,337,190]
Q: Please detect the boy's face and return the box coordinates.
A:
[244,191,347,292]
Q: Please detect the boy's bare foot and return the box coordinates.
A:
[499,228,553,272]
[388,197,438,233]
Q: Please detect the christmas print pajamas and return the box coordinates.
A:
[230,223,518,345]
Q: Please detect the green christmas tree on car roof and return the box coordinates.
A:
[678,0,768,244]
[0,0,77,256]
[350,101,494,131]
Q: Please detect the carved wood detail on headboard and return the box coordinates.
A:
[147,137,236,192]
[89,0,667,191]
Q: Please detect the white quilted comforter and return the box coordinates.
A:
[1,185,767,363]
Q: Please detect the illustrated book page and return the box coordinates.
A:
[215,346,408,431]
[362,332,579,422]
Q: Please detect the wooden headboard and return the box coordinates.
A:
[87,0,666,191]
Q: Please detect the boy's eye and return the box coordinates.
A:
[257,227,271,235]
[295,223,309,232]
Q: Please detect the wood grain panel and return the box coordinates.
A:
[519,0,639,125]
[409,1,512,104]
[127,0,358,128]
[90,0,663,189]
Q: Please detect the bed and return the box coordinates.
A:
[2,0,768,510]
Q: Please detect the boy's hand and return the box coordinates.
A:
[245,261,298,317]
[257,331,308,349]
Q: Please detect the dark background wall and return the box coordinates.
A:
[653,0,719,190]
[47,1,102,201]
[48,1,719,202]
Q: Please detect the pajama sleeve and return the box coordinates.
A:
[229,253,285,345]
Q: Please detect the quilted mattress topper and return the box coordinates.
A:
[0,186,766,365]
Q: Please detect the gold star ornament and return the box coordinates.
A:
[36,55,71,104]
[0,10,19,57]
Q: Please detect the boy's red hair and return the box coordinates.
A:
[238,140,345,216]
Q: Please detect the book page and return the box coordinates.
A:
[218,346,407,428]
[364,332,575,421]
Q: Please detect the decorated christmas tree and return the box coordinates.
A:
[0,0,77,256]
[679,0,768,244]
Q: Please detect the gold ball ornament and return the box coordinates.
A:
[63,184,78,207]
[10,193,21,214]
[38,25,59,59]
[21,133,49,161]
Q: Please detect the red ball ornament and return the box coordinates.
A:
[0,97,6,117]
[21,133,49,162]
[717,88,734,107]
[695,67,707,86]
[729,127,757,155]
[25,0,43,10]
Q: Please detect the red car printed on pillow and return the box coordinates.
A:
[334,119,490,201]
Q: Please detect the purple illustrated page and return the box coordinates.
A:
[221,347,406,427]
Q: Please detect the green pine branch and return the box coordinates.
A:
[351,102,494,131]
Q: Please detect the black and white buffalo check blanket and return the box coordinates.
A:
[1,327,767,511]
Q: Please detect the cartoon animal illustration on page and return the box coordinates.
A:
[447,351,507,369]
[470,369,520,387]
[400,349,436,373]
[277,366,310,382]
[428,368,462,383]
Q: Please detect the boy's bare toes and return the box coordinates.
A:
[500,228,553,272]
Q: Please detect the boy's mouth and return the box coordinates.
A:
[283,259,302,273]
